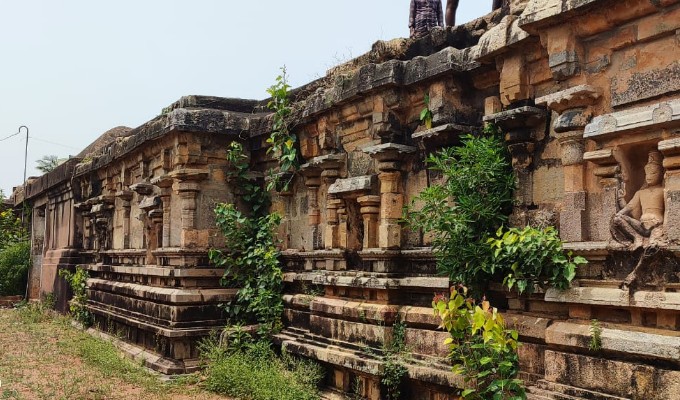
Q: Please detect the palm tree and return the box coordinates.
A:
[36,155,66,174]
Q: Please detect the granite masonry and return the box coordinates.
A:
[13,0,680,398]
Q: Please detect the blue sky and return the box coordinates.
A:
[0,1,492,194]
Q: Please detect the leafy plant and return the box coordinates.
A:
[265,67,298,192]
[209,142,283,336]
[488,226,587,294]
[589,319,602,351]
[434,287,525,400]
[59,266,93,327]
[404,125,515,294]
[0,241,30,296]
[419,94,433,130]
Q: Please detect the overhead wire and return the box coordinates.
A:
[0,130,21,142]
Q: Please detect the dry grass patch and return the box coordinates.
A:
[0,304,229,400]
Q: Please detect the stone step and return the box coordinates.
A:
[534,380,630,400]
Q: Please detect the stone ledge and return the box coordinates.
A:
[546,321,680,362]
[86,326,200,375]
[87,278,237,304]
[546,286,680,311]
[280,337,465,389]
[87,303,220,338]
[86,264,224,278]
[328,175,377,195]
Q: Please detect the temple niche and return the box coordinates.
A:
[12,0,680,398]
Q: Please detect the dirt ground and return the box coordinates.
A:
[0,305,231,400]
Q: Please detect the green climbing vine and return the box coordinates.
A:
[265,67,298,192]
[209,141,283,336]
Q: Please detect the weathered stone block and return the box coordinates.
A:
[379,223,401,249]
[380,193,403,220]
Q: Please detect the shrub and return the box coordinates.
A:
[0,241,30,296]
[405,127,514,293]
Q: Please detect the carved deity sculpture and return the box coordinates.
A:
[610,151,665,248]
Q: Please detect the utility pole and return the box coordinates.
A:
[18,125,29,224]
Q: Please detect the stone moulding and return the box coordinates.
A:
[546,286,680,312]
[483,106,547,130]
[327,175,377,196]
[584,99,680,139]
[518,0,601,31]
[535,85,602,114]
[411,123,477,150]
[298,46,481,124]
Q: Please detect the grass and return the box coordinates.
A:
[0,303,230,400]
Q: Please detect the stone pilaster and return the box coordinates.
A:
[659,139,680,243]
[536,85,602,242]
[484,106,546,226]
[583,149,620,241]
[325,197,342,250]
[116,190,133,249]
[363,144,416,249]
[300,154,345,250]
[151,175,174,249]
[357,195,381,249]
[169,169,208,247]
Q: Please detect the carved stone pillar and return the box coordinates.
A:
[364,144,416,249]
[536,85,602,242]
[325,197,342,250]
[152,175,174,249]
[116,190,133,249]
[357,195,380,249]
[300,154,345,250]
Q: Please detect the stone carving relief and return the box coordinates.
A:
[610,151,665,249]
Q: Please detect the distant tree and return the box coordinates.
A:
[36,155,66,174]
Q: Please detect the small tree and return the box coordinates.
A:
[404,125,515,294]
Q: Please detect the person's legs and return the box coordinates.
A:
[445,0,459,26]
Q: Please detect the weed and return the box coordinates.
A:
[379,319,409,400]
[419,93,433,130]
[589,319,602,351]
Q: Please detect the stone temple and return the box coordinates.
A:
[11,0,680,398]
